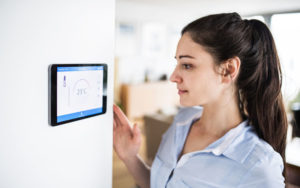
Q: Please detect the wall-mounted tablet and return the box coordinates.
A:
[49,64,107,126]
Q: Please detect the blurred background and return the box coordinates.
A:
[113,0,300,188]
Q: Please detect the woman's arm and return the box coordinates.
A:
[123,154,150,188]
[113,104,150,188]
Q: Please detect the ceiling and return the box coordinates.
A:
[116,0,300,16]
[116,0,300,25]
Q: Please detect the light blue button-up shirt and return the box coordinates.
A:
[150,106,285,188]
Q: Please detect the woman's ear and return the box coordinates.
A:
[221,56,241,84]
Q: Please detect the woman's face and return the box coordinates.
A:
[170,33,224,107]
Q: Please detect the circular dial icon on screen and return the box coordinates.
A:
[70,79,91,108]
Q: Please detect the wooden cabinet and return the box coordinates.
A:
[120,81,179,119]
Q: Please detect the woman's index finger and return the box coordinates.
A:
[113,104,130,127]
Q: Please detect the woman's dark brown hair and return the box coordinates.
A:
[182,13,288,168]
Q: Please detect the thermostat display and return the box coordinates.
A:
[49,64,107,126]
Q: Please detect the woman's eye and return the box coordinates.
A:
[182,64,192,70]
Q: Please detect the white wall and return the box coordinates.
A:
[0,0,114,188]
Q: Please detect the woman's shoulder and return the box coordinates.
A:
[225,125,285,187]
[236,135,285,187]
[225,124,283,168]
[243,127,283,167]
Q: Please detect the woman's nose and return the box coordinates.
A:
[170,68,181,83]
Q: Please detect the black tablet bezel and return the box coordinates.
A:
[49,64,107,126]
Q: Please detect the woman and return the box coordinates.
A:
[113,12,287,188]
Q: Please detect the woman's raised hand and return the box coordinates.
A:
[113,104,141,162]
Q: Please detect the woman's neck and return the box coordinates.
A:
[196,93,243,138]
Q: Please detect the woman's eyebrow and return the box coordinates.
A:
[174,55,195,59]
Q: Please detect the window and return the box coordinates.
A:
[271,13,300,104]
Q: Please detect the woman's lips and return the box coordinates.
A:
[178,89,188,95]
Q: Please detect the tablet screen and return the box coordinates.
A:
[49,64,107,126]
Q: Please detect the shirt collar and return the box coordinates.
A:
[210,120,248,155]
[176,120,250,168]
[175,106,203,127]
[174,106,256,164]
[175,106,248,155]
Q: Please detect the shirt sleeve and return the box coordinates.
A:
[237,152,285,188]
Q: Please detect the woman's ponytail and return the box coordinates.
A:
[237,20,288,163]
